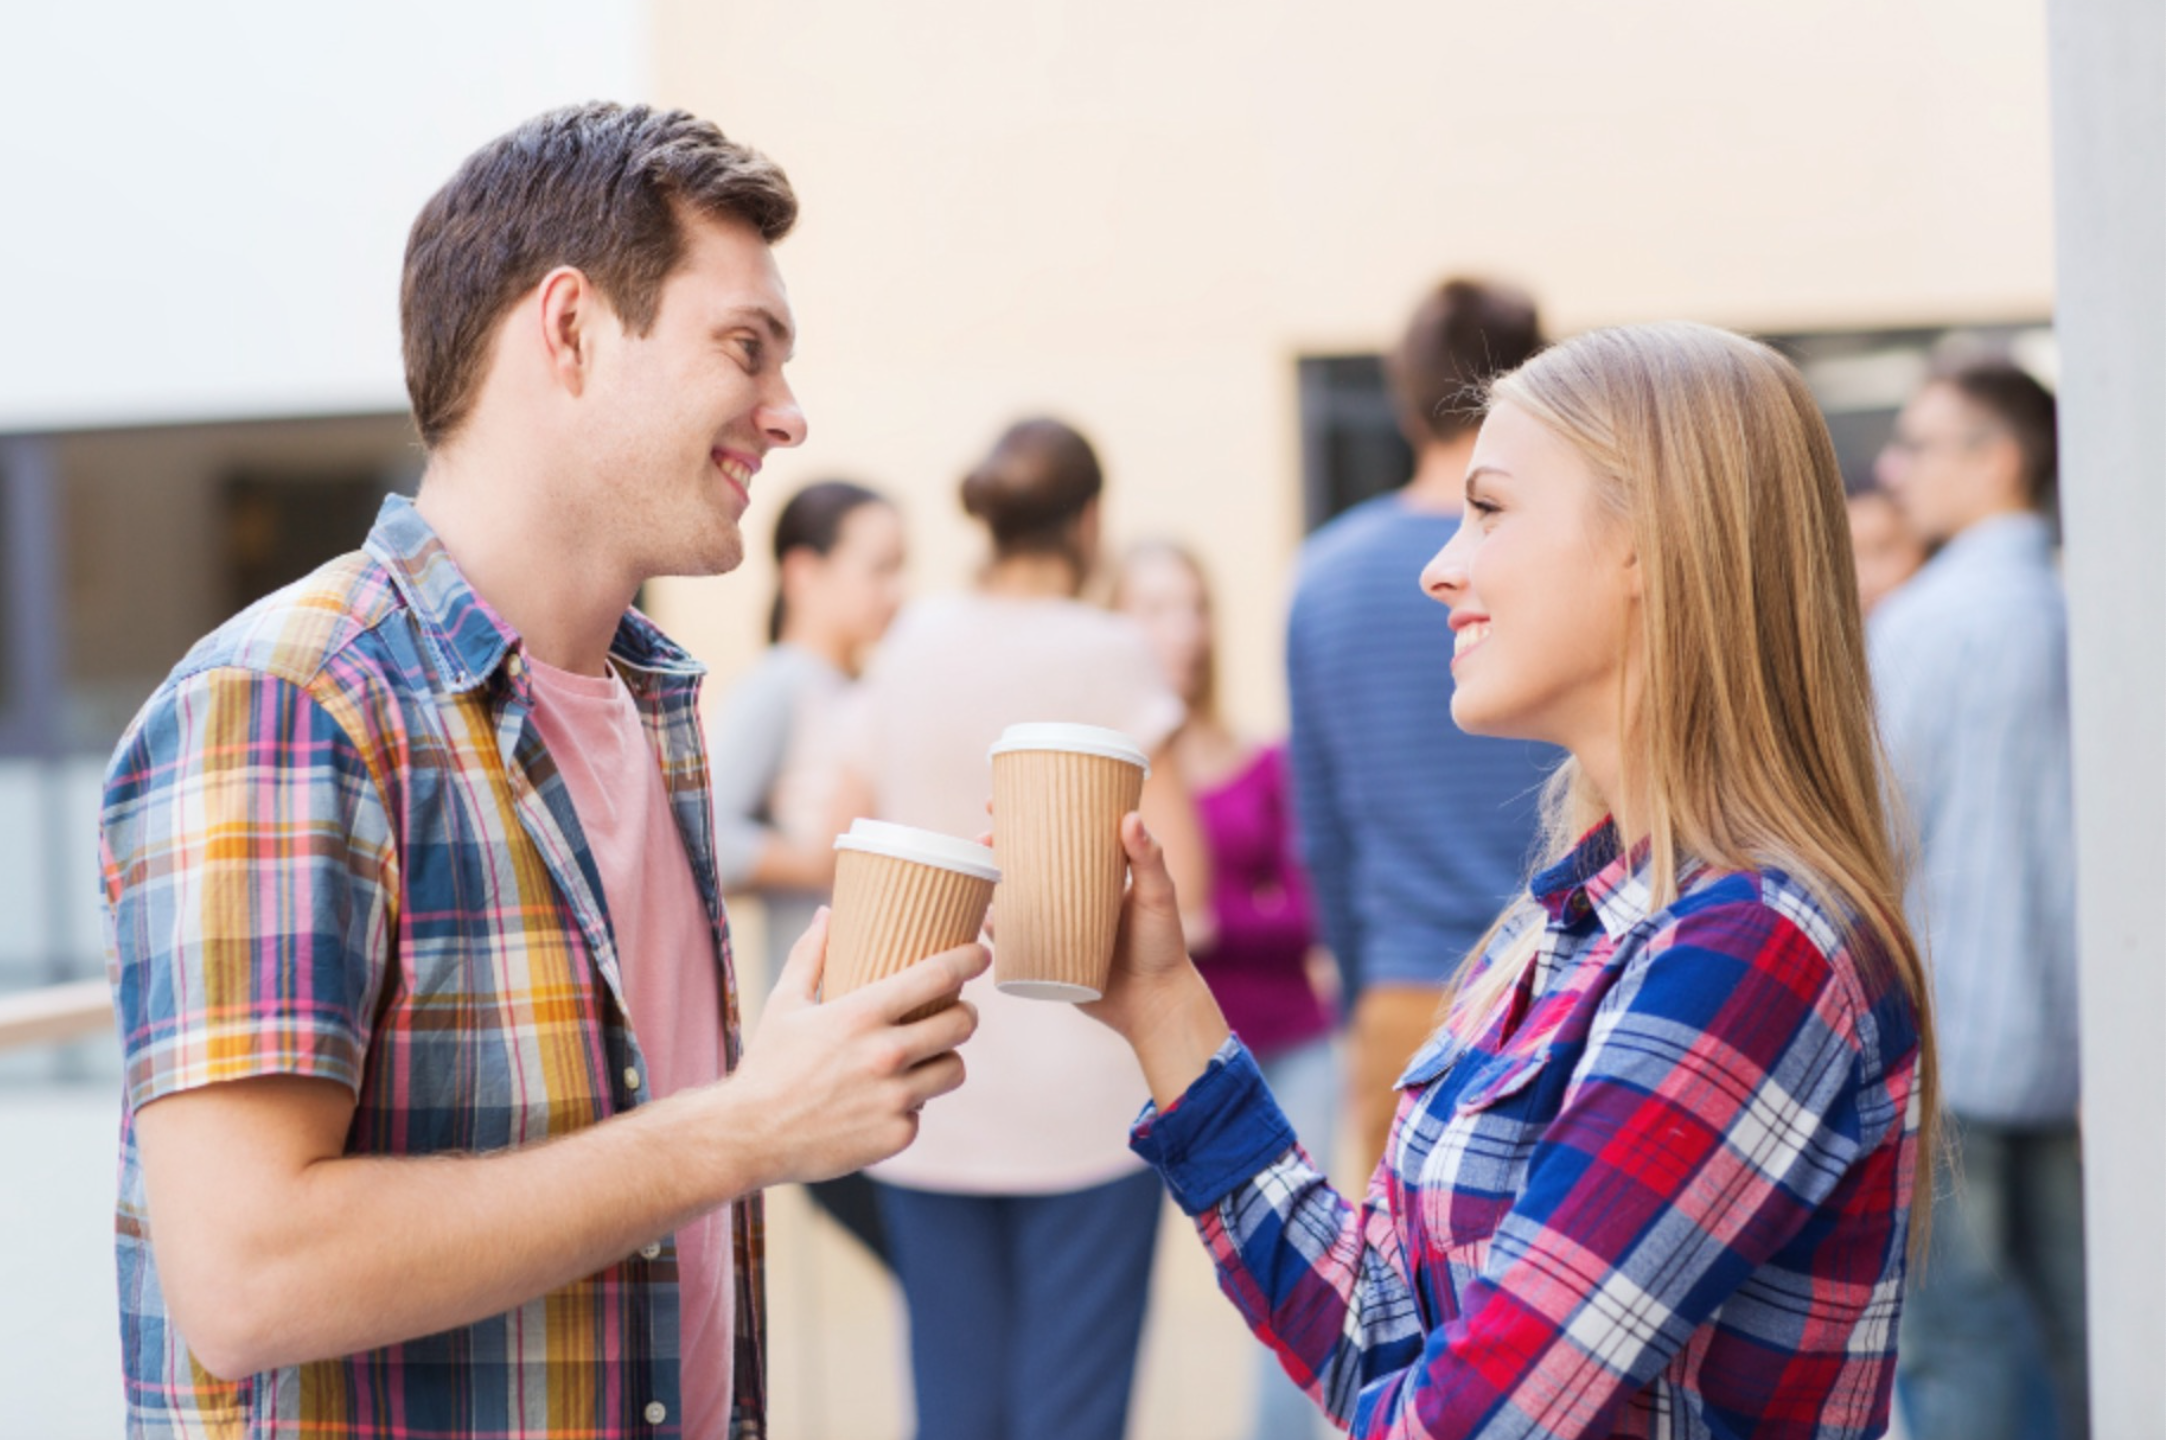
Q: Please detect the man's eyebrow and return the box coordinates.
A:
[716,305,796,356]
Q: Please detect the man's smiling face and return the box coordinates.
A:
[578,208,807,581]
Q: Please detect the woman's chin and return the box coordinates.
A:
[1447,693,1496,738]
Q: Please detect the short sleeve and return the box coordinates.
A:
[101,666,396,1113]
[704,654,799,888]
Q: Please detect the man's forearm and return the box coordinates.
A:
[151,1077,772,1379]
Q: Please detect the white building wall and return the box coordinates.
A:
[0,1,652,433]
[2046,1,2166,1432]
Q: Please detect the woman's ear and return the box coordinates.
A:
[1073,498,1104,568]
[777,547,823,608]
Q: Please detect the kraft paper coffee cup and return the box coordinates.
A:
[986,723,1150,1002]
[827,820,1001,1022]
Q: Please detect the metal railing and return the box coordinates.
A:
[0,979,113,1052]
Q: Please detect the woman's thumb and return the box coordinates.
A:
[1121,813,1176,904]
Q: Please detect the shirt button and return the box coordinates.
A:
[640,1242,662,1260]
[625,1066,642,1091]
[644,1401,668,1425]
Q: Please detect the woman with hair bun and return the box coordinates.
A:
[835,417,1211,1440]
[1083,324,1937,1440]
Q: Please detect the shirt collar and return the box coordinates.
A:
[1530,819,1698,940]
[364,494,706,699]
[1932,510,2053,570]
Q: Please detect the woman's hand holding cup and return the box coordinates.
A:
[1079,814,1232,1109]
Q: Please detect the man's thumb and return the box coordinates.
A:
[772,906,832,1009]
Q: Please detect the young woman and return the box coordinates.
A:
[1114,540,1338,1440]
[708,478,905,1262]
[835,418,1210,1440]
[1084,324,1936,1439]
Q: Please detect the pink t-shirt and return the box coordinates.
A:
[526,653,733,1434]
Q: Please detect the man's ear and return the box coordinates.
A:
[1980,431,2030,511]
[535,265,597,400]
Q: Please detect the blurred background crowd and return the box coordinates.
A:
[0,1,2121,1436]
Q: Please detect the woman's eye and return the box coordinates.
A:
[1468,497,1501,519]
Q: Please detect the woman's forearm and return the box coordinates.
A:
[1128,967,1233,1110]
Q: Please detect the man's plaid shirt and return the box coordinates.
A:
[1134,823,1922,1439]
[101,495,763,1438]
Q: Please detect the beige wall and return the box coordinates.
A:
[646,0,2053,732]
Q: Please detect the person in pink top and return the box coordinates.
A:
[1114,540,1338,1440]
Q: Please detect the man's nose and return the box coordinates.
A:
[1874,445,1902,491]
[761,382,808,449]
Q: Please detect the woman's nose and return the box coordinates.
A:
[1420,524,1471,605]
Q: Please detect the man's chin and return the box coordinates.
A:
[638,534,744,586]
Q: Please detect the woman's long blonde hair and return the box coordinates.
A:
[1446,321,1939,1245]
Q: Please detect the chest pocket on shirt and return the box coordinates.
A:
[1406,1044,1564,1313]
[1453,1046,1555,1116]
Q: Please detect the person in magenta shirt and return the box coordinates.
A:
[1115,540,1337,1440]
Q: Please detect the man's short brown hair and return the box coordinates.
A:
[401,101,798,448]
[1931,355,2059,512]
[1388,278,1545,448]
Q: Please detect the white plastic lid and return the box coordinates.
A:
[833,819,1002,882]
[986,722,1150,774]
[996,978,1104,1003]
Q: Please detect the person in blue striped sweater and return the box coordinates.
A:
[1286,278,1561,1178]
[1872,356,2087,1440]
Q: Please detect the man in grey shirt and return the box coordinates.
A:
[1871,357,2086,1440]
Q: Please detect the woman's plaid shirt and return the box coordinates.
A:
[1134,824,1922,1439]
[100,496,763,1439]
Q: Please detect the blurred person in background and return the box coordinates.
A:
[1872,357,2086,1440]
[1846,482,1930,615]
[99,102,988,1438]
[1089,322,1936,1440]
[1114,541,1337,1440]
[709,477,907,1267]
[1287,277,1559,1179]
[835,417,1210,1440]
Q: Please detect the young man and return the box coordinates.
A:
[101,102,985,1439]
[1285,278,1558,1177]
[1870,357,2087,1440]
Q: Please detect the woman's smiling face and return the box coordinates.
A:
[1420,399,1641,753]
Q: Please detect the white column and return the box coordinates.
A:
[2044,3,2166,1435]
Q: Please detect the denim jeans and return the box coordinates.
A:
[1250,1035,1343,1440]
[1897,1117,2088,1440]
[875,1169,1163,1440]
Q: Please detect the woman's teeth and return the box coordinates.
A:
[1454,621,1491,658]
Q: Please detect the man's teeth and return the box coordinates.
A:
[1454,621,1491,657]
